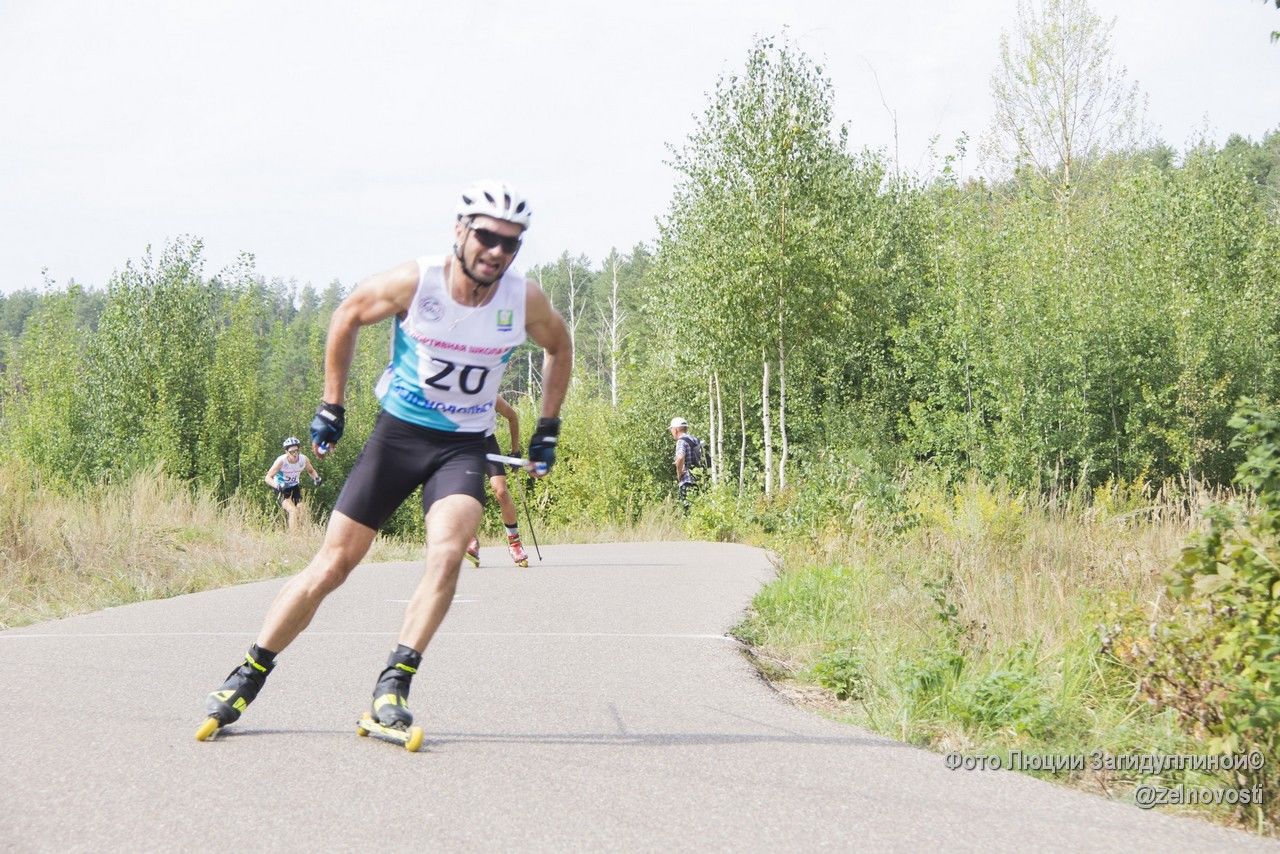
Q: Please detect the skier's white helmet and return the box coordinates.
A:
[457,180,532,230]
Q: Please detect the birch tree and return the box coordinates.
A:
[652,35,859,495]
[983,0,1148,197]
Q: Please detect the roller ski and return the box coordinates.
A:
[357,646,425,752]
[508,533,529,567]
[357,713,424,752]
[464,536,480,567]
[195,648,274,741]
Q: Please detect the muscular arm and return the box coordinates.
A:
[523,279,572,420]
[495,396,521,452]
[322,260,420,406]
[265,457,283,487]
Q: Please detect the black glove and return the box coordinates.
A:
[310,402,345,455]
[508,448,523,472]
[527,418,560,475]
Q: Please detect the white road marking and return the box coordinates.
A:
[0,631,737,641]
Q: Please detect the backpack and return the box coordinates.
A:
[680,434,708,470]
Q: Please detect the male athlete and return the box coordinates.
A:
[199,180,571,738]
[264,437,321,531]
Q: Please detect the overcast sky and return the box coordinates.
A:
[1,1,1277,294]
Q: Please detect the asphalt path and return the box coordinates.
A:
[0,541,1273,852]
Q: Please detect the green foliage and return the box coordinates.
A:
[200,270,269,498]
[895,150,1280,489]
[685,483,753,542]
[1114,399,1280,825]
[953,647,1058,740]
[811,647,867,701]
[87,239,215,481]
[514,389,668,532]
[4,286,91,474]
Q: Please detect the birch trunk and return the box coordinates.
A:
[714,371,724,487]
[738,385,747,492]
[608,255,621,408]
[566,261,577,356]
[778,328,788,492]
[707,372,716,485]
[762,351,772,498]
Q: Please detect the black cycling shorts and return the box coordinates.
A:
[276,485,302,506]
[334,411,487,530]
[483,434,507,478]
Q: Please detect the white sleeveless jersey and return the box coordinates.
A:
[375,255,527,434]
[275,455,307,487]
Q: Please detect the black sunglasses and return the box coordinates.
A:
[470,226,522,255]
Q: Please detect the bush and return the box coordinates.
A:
[1113,400,1280,829]
[811,647,868,701]
[953,648,1058,741]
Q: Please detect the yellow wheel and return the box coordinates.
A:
[195,718,220,742]
[405,726,424,752]
[356,714,371,737]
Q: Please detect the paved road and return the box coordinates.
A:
[0,541,1273,852]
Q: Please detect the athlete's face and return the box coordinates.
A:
[455,215,524,285]
[286,446,300,458]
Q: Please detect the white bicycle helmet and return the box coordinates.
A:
[282,437,301,449]
[457,180,532,229]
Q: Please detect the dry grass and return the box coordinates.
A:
[0,461,428,630]
[769,477,1218,660]
[906,477,1222,657]
[0,460,675,630]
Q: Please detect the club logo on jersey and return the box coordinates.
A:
[418,295,444,323]
[496,309,514,332]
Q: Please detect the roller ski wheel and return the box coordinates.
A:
[195,717,221,741]
[357,713,424,752]
[464,537,480,567]
[508,534,529,567]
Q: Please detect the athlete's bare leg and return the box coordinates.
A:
[397,494,484,652]
[256,511,378,652]
[490,474,518,527]
[282,496,300,532]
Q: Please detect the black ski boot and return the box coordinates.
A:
[371,645,422,728]
[198,647,275,738]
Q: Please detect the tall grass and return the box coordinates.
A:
[0,460,423,630]
[0,457,683,631]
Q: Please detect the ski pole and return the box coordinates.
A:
[521,472,542,562]
[485,453,527,468]
[485,453,549,476]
